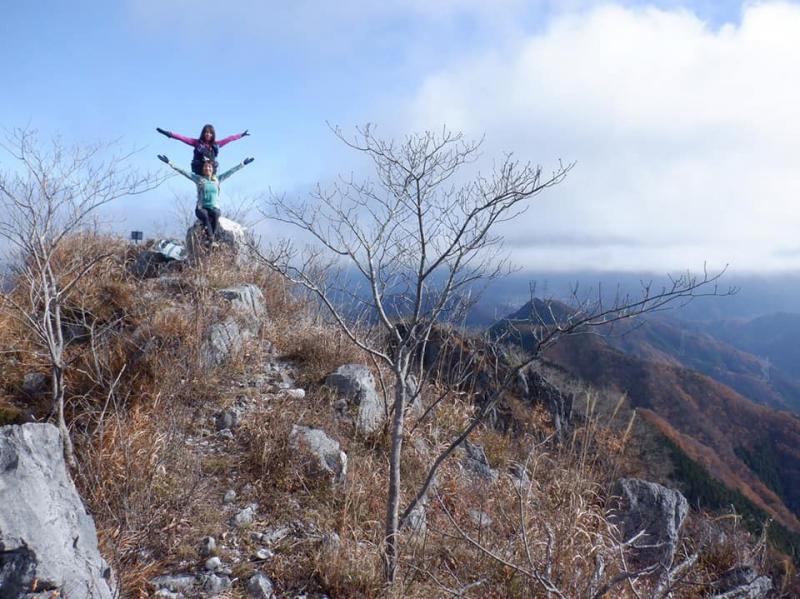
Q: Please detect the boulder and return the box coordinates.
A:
[289,425,347,486]
[611,478,688,569]
[219,284,267,325]
[325,364,384,435]
[0,423,114,598]
[202,318,251,366]
[186,217,249,264]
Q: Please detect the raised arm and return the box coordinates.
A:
[158,155,198,181]
[217,129,250,148]
[156,127,198,147]
[218,157,254,181]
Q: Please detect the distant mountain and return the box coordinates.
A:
[492,300,800,534]
[700,313,800,379]
[469,270,800,326]
[603,316,800,415]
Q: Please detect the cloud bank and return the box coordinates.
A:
[405,2,800,271]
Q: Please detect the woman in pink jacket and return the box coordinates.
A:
[156,123,249,175]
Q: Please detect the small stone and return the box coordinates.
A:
[153,590,184,599]
[242,483,255,494]
[261,525,292,546]
[200,536,216,557]
[205,556,222,571]
[233,504,258,527]
[149,573,197,593]
[223,489,237,504]
[286,388,306,399]
[218,428,234,440]
[215,408,241,431]
[247,571,275,599]
[278,382,292,390]
[201,573,232,594]
[254,547,274,560]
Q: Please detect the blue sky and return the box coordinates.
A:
[3,1,799,271]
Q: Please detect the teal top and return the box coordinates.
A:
[169,162,245,210]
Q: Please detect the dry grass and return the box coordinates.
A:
[0,232,788,597]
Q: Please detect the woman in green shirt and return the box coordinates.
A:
[158,154,254,242]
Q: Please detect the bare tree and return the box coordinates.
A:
[258,124,570,582]
[0,128,162,465]
[256,125,729,585]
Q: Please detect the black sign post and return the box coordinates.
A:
[130,231,143,244]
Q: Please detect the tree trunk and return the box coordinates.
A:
[383,360,409,583]
[53,363,76,467]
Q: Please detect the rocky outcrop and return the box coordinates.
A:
[186,217,249,264]
[219,284,267,324]
[0,423,114,599]
[202,318,250,367]
[611,478,688,569]
[289,425,347,486]
[517,367,572,440]
[325,364,385,435]
[200,283,266,367]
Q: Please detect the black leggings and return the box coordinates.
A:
[195,206,221,240]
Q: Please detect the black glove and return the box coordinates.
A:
[244,157,254,165]
[156,127,170,137]
[242,129,250,137]
[158,154,169,164]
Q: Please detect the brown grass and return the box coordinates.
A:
[0,232,785,597]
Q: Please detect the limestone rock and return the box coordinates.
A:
[186,217,250,265]
[325,364,384,435]
[233,504,258,528]
[0,423,115,598]
[611,478,688,568]
[202,317,251,366]
[219,284,267,326]
[247,571,276,598]
[204,556,222,572]
[461,440,498,482]
[199,572,232,594]
[149,573,197,594]
[289,425,347,485]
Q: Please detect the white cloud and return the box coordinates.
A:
[405,2,800,271]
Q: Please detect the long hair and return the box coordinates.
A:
[199,124,216,145]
